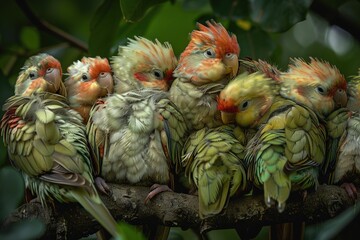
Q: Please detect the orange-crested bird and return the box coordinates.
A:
[0,53,120,238]
[65,56,114,123]
[168,21,249,226]
[169,20,240,131]
[86,37,187,240]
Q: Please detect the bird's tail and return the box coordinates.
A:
[71,189,119,238]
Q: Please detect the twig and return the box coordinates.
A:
[15,0,88,52]
[0,184,357,239]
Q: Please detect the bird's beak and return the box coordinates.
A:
[217,93,238,124]
[334,89,348,108]
[44,68,62,93]
[221,111,236,124]
[98,73,114,95]
[224,54,239,79]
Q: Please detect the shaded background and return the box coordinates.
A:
[0,0,359,239]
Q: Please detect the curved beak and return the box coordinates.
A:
[97,73,114,95]
[223,54,239,79]
[334,88,348,108]
[217,93,238,124]
[44,68,62,93]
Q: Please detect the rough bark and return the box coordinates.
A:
[0,183,357,239]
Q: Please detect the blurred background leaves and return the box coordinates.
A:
[0,0,359,239]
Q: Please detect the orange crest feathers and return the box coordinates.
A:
[84,57,111,78]
[181,20,240,59]
[38,55,62,76]
[287,57,346,88]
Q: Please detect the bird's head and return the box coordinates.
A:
[111,36,177,93]
[15,53,63,96]
[174,20,240,85]
[280,58,347,119]
[65,56,113,107]
[217,72,278,128]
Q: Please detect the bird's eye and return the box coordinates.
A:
[204,49,216,58]
[81,74,89,81]
[316,86,326,95]
[99,72,107,77]
[29,72,38,80]
[241,100,249,110]
[153,69,164,80]
[225,53,234,58]
[337,89,344,93]
[46,68,53,73]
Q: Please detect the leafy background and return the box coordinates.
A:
[0,0,359,239]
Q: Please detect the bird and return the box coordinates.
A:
[169,20,240,131]
[218,71,326,213]
[324,70,360,199]
[0,53,120,238]
[182,124,248,219]
[65,56,114,123]
[85,38,187,240]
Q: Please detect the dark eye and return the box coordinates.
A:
[316,86,326,95]
[241,101,249,110]
[99,72,107,77]
[82,74,89,81]
[153,69,164,80]
[29,72,37,80]
[225,53,234,58]
[204,49,215,58]
[46,68,53,73]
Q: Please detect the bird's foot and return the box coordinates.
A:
[95,176,111,195]
[340,182,357,199]
[301,190,308,202]
[144,184,172,204]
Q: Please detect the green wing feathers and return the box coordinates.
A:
[158,98,189,174]
[322,108,350,184]
[0,92,119,238]
[284,105,326,189]
[183,125,248,218]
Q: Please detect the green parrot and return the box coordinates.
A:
[218,72,326,212]
[0,54,120,238]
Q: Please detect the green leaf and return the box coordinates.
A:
[89,0,122,56]
[20,27,40,50]
[229,22,276,59]
[116,221,146,240]
[182,0,210,11]
[120,0,169,22]
[113,6,160,52]
[0,166,24,220]
[209,0,249,19]
[0,219,45,240]
[250,0,313,32]
[305,204,360,240]
[143,1,210,55]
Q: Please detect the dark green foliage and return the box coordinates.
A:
[0,0,359,239]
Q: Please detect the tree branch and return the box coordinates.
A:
[0,184,357,239]
[310,0,360,42]
[15,0,88,52]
